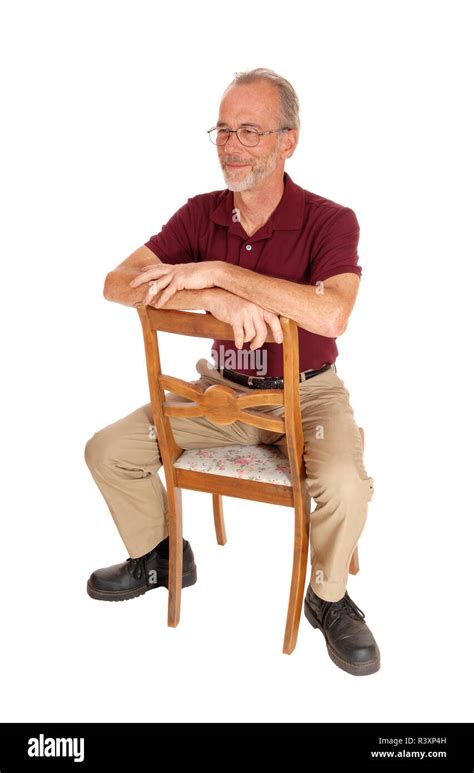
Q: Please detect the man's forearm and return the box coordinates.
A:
[142,287,223,311]
[104,269,223,311]
[104,269,149,307]
[214,263,341,337]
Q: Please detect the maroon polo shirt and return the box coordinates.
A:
[144,172,362,377]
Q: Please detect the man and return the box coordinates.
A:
[85,68,379,676]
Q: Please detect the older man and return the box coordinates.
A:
[85,68,379,676]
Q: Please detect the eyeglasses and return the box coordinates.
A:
[207,126,290,148]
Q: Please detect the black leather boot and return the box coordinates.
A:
[304,583,380,675]
[87,537,197,601]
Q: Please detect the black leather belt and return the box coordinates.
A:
[220,362,334,390]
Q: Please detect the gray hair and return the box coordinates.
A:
[224,68,300,132]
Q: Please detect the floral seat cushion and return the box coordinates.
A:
[174,443,292,486]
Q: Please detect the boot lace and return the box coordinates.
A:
[126,546,156,583]
[320,593,366,629]
[126,556,145,581]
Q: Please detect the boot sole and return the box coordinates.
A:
[87,565,198,602]
[304,599,380,676]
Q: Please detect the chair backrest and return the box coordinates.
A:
[136,304,306,492]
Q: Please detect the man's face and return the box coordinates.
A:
[216,82,290,192]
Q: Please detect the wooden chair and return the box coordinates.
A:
[137,304,361,654]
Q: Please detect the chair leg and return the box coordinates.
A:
[167,486,183,628]
[212,494,227,545]
[283,488,311,655]
[349,545,360,575]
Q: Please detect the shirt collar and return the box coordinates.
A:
[210,171,305,233]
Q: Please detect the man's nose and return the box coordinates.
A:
[224,131,243,153]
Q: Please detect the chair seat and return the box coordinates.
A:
[174,443,292,486]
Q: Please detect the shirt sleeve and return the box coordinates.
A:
[309,207,362,284]
[144,199,198,264]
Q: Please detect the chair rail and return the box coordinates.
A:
[141,306,279,343]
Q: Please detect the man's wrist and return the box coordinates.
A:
[214,261,232,290]
[202,286,228,313]
[199,287,214,313]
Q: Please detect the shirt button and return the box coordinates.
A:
[245,244,252,251]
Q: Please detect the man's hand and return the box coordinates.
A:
[130,261,224,307]
[206,290,283,350]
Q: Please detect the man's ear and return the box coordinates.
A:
[282,129,298,159]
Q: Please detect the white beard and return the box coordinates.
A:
[222,143,280,192]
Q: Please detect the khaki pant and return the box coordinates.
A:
[84,358,374,602]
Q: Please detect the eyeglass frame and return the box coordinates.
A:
[207,125,291,147]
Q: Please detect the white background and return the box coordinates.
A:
[1,0,473,723]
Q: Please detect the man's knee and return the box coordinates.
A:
[84,429,111,471]
[84,415,161,475]
[308,461,375,508]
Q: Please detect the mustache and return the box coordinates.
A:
[222,156,253,165]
